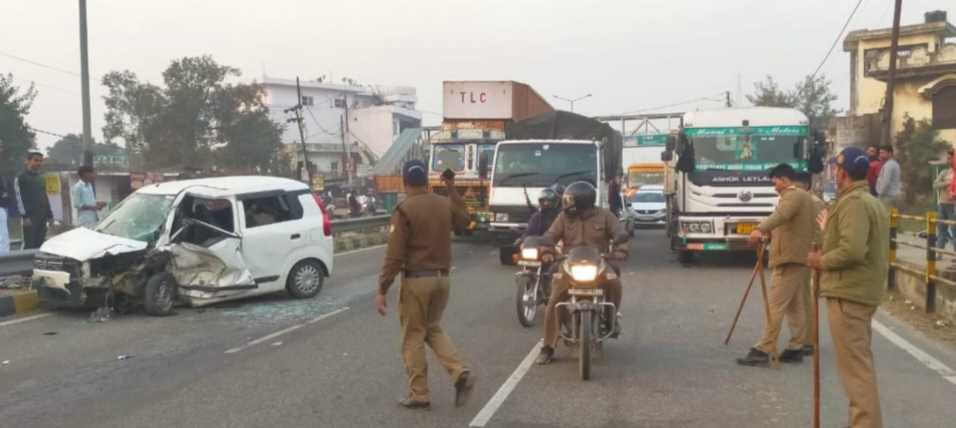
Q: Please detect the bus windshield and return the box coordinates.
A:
[628,169,663,188]
[687,127,807,171]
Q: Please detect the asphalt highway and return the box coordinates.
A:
[2,230,955,428]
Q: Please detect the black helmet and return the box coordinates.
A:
[562,181,596,217]
[550,183,566,196]
[537,188,559,208]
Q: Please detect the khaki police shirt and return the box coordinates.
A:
[757,186,816,268]
[543,207,629,255]
[378,186,471,295]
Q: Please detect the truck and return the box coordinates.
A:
[487,110,624,262]
[659,107,826,263]
[621,134,668,198]
[428,81,553,235]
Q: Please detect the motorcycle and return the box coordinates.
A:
[515,236,551,327]
[540,233,629,380]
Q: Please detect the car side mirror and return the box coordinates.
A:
[665,136,676,152]
[661,151,673,162]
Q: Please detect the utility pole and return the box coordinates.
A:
[881,0,904,147]
[286,77,312,187]
[79,0,93,167]
[342,94,352,186]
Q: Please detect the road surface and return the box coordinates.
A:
[2,230,955,428]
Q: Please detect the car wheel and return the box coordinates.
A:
[144,272,177,316]
[287,260,325,299]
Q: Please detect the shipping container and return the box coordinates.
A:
[442,81,553,121]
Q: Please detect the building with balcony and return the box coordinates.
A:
[835,10,956,149]
[259,77,423,185]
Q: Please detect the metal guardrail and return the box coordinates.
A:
[0,216,391,279]
[888,208,956,314]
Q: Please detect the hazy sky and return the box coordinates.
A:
[1,0,951,151]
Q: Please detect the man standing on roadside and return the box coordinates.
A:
[808,146,888,428]
[866,145,882,197]
[14,152,52,249]
[376,160,476,410]
[875,145,900,209]
[793,171,826,355]
[737,163,815,366]
[934,149,955,261]
[71,166,107,229]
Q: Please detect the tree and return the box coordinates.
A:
[747,74,840,129]
[102,56,283,171]
[0,74,37,178]
[746,75,796,108]
[46,133,84,164]
[894,115,950,204]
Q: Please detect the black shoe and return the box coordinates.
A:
[736,348,770,367]
[398,395,431,410]
[535,346,554,365]
[454,371,476,408]
[801,345,814,356]
[778,348,804,363]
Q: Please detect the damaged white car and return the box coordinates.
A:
[32,176,335,315]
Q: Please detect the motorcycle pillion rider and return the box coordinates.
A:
[536,181,629,365]
[514,183,566,245]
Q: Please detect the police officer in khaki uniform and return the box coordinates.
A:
[536,181,629,365]
[795,171,826,355]
[808,147,888,428]
[738,163,816,366]
[376,160,476,410]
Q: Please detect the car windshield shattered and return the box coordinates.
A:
[95,193,175,245]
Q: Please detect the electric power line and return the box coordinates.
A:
[609,94,726,116]
[304,105,344,136]
[0,51,102,83]
[6,75,82,96]
[810,0,866,80]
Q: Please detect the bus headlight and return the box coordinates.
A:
[700,222,713,233]
[495,213,509,222]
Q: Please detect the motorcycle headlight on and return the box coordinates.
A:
[570,265,599,282]
[521,248,538,260]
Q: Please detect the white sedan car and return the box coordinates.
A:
[630,186,667,227]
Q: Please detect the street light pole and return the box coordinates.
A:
[79,0,93,167]
[554,94,593,112]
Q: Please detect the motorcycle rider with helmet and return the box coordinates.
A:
[514,183,566,245]
[536,181,629,365]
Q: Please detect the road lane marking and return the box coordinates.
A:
[0,312,54,328]
[873,319,956,386]
[469,340,542,427]
[224,307,349,354]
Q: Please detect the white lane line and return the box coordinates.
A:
[224,307,349,354]
[469,340,542,427]
[873,319,956,386]
[0,312,54,328]
[336,245,386,256]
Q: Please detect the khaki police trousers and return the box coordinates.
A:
[399,276,468,402]
[755,263,810,355]
[543,276,622,349]
[800,267,815,347]
[827,298,883,428]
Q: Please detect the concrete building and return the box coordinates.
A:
[259,77,422,185]
[833,10,956,151]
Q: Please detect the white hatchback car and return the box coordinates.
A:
[32,176,334,315]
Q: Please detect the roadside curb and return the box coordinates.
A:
[334,232,388,253]
[0,289,40,318]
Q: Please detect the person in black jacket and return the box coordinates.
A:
[14,152,53,249]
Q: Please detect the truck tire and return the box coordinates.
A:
[144,273,177,316]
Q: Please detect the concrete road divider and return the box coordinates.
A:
[0,288,40,318]
[335,231,389,253]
